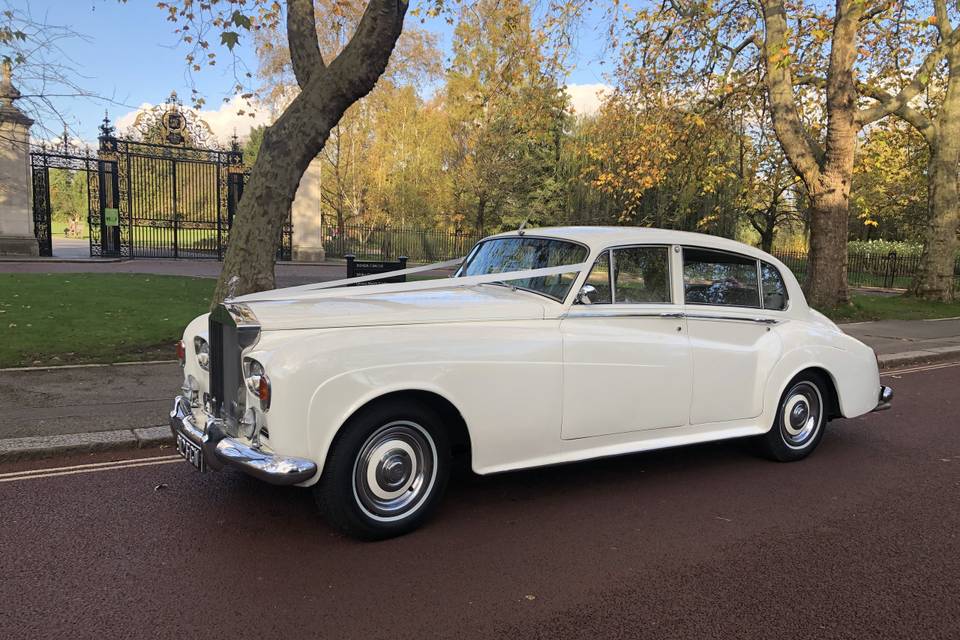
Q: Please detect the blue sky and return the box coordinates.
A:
[12,0,614,143]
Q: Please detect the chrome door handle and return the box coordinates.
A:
[752,317,780,325]
[659,312,686,318]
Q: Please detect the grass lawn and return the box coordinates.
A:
[822,294,960,323]
[0,273,212,368]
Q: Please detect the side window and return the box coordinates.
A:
[761,262,788,310]
[612,246,671,303]
[683,248,761,308]
[582,251,612,304]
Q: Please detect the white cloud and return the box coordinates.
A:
[115,94,271,146]
[565,83,613,116]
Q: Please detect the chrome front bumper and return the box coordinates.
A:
[169,396,317,485]
[873,386,894,412]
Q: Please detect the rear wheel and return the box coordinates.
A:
[314,400,450,540]
[759,374,828,462]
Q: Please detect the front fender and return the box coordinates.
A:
[252,321,562,484]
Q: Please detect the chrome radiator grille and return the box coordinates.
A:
[208,303,260,435]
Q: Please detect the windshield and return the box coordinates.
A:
[457,237,588,301]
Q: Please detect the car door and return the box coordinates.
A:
[681,247,783,425]
[560,245,693,440]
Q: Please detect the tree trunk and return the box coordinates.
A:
[211,0,408,304]
[805,183,850,308]
[215,98,335,299]
[760,0,861,309]
[912,51,960,302]
[912,139,960,301]
[476,194,486,235]
[759,220,775,254]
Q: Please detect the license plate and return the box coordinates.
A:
[176,433,205,472]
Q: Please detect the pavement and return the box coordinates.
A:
[841,317,960,360]
[0,362,957,639]
[52,237,94,259]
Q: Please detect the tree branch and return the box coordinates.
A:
[859,2,894,24]
[933,0,952,39]
[857,24,960,126]
[822,0,864,175]
[859,86,936,141]
[760,0,823,188]
[286,0,325,89]
[719,33,762,83]
[325,0,410,103]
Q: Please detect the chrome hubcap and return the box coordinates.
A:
[352,421,437,522]
[780,382,823,449]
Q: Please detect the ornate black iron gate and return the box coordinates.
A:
[30,138,99,257]
[30,93,292,260]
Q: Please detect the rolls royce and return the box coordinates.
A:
[171,227,892,539]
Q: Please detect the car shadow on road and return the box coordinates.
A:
[212,433,781,540]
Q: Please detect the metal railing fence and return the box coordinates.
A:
[322,223,483,263]
[773,250,960,291]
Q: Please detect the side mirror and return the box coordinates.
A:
[575,284,597,305]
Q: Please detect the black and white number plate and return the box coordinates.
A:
[176,433,205,472]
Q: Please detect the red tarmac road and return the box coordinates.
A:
[1,363,958,639]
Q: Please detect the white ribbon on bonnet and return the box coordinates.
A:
[233,257,591,303]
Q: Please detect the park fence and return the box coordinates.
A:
[322,223,483,263]
[773,250,960,291]
[318,223,959,291]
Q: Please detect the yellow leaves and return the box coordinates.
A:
[927,16,937,25]
[697,214,719,229]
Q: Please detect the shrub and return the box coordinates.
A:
[846,240,924,258]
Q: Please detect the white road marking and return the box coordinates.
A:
[0,456,183,484]
[882,361,960,377]
[0,455,181,479]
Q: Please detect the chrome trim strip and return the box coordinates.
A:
[684,313,781,325]
[756,258,764,309]
[170,396,317,485]
[563,309,685,319]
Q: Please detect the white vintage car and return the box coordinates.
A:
[171,226,892,539]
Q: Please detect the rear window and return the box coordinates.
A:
[683,248,760,308]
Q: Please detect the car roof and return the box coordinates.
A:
[487,226,774,260]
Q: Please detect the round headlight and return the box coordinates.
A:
[194,336,210,370]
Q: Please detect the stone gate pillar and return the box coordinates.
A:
[0,61,38,256]
[291,155,325,262]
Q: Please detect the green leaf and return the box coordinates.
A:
[231,11,252,30]
[220,30,239,50]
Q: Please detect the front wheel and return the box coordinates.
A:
[314,400,450,540]
[759,375,828,462]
